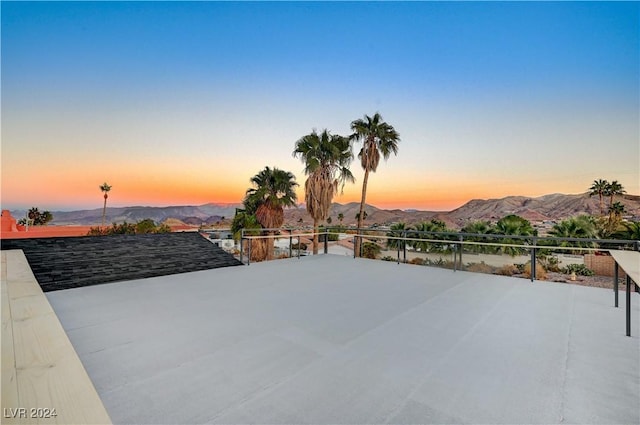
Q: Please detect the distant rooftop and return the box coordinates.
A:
[1,232,242,291]
[47,255,639,424]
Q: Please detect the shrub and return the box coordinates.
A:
[291,242,307,251]
[496,264,519,276]
[465,262,495,274]
[408,257,425,265]
[523,262,547,280]
[361,242,382,259]
[561,264,595,276]
[381,256,396,262]
[539,255,561,272]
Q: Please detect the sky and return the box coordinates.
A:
[1,1,638,212]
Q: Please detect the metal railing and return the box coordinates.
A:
[239,227,638,271]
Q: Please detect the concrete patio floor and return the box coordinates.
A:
[46,255,639,424]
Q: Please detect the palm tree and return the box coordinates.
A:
[100,182,112,227]
[605,180,626,207]
[460,220,495,253]
[386,222,410,251]
[492,214,535,256]
[293,129,354,254]
[412,219,449,253]
[350,113,400,256]
[337,213,344,225]
[245,167,298,260]
[613,221,640,240]
[548,215,598,254]
[589,179,609,215]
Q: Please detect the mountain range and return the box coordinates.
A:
[16,192,639,229]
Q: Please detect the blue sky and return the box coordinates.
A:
[2,1,638,211]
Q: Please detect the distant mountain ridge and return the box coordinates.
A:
[38,203,243,225]
[16,193,639,228]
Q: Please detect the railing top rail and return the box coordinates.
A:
[239,226,639,250]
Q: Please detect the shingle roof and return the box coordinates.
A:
[1,232,242,291]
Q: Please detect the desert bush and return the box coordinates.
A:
[408,257,425,265]
[291,242,307,251]
[362,242,382,259]
[465,262,495,274]
[538,255,561,272]
[496,264,519,276]
[423,258,455,269]
[561,264,595,276]
[381,256,396,262]
[523,262,547,280]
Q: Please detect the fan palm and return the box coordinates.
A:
[548,215,598,254]
[100,182,112,227]
[350,113,400,256]
[613,221,640,240]
[245,167,298,260]
[605,180,626,207]
[460,220,495,253]
[589,179,609,215]
[492,215,534,256]
[293,130,354,254]
[412,220,449,253]
[386,222,410,251]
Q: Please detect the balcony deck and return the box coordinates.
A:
[44,254,639,424]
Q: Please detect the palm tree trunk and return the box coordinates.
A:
[355,168,370,257]
[599,194,604,216]
[102,195,108,227]
[267,230,274,261]
[313,218,319,255]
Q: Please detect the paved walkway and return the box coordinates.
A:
[47,255,639,424]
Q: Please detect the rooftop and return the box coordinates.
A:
[44,254,639,424]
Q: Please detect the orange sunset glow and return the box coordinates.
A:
[2,2,638,213]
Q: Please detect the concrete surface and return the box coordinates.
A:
[47,255,639,424]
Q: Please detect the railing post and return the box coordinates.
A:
[397,237,401,264]
[289,233,293,259]
[353,236,357,259]
[240,237,244,264]
[324,231,328,254]
[453,243,457,272]
[247,238,252,265]
[626,275,631,337]
[614,262,619,308]
[403,230,407,263]
[531,238,537,282]
[458,235,464,270]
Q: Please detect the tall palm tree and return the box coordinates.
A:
[606,180,626,207]
[589,179,609,215]
[245,167,298,260]
[293,129,354,254]
[350,113,400,256]
[100,182,112,227]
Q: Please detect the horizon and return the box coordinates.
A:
[3,189,619,214]
[2,2,638,211]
